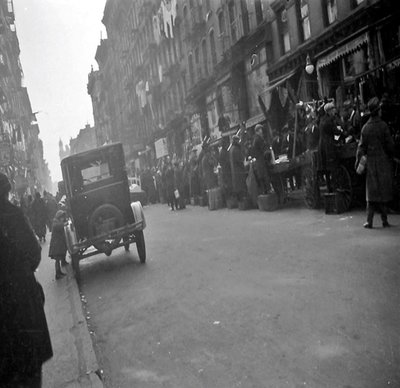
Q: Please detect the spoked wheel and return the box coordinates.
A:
[302,166,320,209]
[71,253,81,283]
[135,231,146,263]
[332,164,353,212]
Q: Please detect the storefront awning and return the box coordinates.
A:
[261,68,297,94]
[317,32,369,71]
[245,113,266,129]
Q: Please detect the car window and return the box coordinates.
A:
[81,159,111,185]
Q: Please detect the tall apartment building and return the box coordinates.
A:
[0,0,51,196]
[88,0,398,170]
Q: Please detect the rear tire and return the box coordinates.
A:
[71,253,81,283]
[135,231,146,263]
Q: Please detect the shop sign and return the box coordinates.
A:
[155,137,168,159]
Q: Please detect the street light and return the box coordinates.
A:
[305,54,314,75]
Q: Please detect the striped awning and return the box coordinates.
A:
[317,32,369,71]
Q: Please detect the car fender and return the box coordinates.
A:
[64,219,79,254]
[130,201,146,230]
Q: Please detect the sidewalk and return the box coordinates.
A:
[35,236,103,388]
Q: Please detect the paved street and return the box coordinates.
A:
[78,202,400,388]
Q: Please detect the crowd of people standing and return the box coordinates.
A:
[135,95,400,226]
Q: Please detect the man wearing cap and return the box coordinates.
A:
[318,102,343,192]
[356,97,395,228]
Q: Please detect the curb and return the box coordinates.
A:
[64,265,104,388]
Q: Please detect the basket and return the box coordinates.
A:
[324,191,348,214]
[257,193,279,211]
[226,197,238,209]
[238,197,252,210]
[208,188,223,210]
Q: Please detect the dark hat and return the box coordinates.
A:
[367,97,381,114]
[0,172,11,196]
[54,210,66,220]
[232,135,240,142]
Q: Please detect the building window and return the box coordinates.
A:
[202,39,208,77]
[210,30,217,68]
[218,11,225,35]
[299,0,311,41]
[324,0,337,25]
[228,1,237,43]
[195,47,201,80]
[255,0,263,25]
[188,54,195,86]
[278,8,290,54]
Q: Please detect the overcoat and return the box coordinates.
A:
[252,133,267,178]
[318,114,341,170]
[201,150,216,190]
[356,115,394,202]
[48,218,67,258]
[229,143,247,195]
[0,200,52,382]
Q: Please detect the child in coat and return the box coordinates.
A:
[48,210,68,279]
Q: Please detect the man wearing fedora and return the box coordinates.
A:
[356,97,395,228]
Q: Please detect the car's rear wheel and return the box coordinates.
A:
[88,204,124,253]
[135,231,146,263]
[71,253,81,283]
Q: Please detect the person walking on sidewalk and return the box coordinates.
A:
[31,191,47,242]
[48,210,68,279]
[0,172,53,387]
[356,97,395,228]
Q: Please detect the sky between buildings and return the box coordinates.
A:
[14,0,107,183]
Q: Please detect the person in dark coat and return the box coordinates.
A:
[201,144,217,192]
[219,136,232,202]
[0,172,53,387]
[229,135,247,201]
[173,160,185,209]
[48,210,68,279]
[31,191,47,242]
[318,102,343,192]
[252,124,271,194]
[164,159,177,210]
[44,191,58,232]
[356,97,395,228]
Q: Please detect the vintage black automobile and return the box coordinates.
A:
[60,142,146,281]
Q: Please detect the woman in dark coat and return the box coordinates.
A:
[356,97,395,228]
[0,172,52,387]
[229,135,247,200]
[48,210,68,279]
[31,192,47,242]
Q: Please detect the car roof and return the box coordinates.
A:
[60,142,123,166]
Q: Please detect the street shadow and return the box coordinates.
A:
[78,247,147,287]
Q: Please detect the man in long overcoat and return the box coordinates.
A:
[252,124,270,194]
[219,136,232,202]
[0,173,52,387]
[229,135,247,201]
[31,192,47,242]
[318,102,343,192]
[356,97,395,228]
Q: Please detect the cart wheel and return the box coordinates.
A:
[302,167,320,208]
[332,164,353,212]
[135,231,146,263]
[71,253,81,283]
